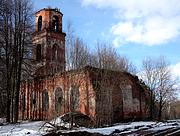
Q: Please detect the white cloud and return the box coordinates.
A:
[171,62,180,99]
[172,62,180,78]
[81,0,180,47]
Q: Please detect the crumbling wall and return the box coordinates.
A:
[19,69,96,122]
[19,67,150,126]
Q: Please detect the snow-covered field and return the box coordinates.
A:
[0,121,46,136]
[67,121,156,135]
[0,118,180,136]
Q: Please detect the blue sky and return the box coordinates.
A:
[34,0,180,76]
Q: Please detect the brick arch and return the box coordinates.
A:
[55,87,63,113]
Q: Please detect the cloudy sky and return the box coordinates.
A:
[34,0,180,76]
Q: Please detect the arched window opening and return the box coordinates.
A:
[55,87,63,112]
[31,91,36,111]
[42,90,49,111]
[52,44,57,61]
[36,44,41,61]
[38,16,42,31]
[70,85,80,111]
[52,16,59,32]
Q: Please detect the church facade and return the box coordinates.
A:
[19,8,150,126]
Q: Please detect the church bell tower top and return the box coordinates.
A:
[35,8,63,15]
[35,8,63,33]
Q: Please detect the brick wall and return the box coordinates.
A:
[19,67,150,126]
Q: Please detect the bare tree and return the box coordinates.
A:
[65,23,136,74]
[71,38,90,69]
[91,42,136,73]
[155,57,178,120]
[65,20,75,70]
[141,57,158,119]
[65,21,90,70]
[0,0,33,123]
[141,56,178,120]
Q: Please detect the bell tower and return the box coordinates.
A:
[32,8,66,76]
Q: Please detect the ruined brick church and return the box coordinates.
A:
[19,8,150,126]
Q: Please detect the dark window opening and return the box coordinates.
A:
[42,90,49,111]
[52,16,59,32]
[36,44,41,61]
[55,87,63,112]
[70,85,80,111]
[38,16,42,31]
[33,99,36,104]
[31,91,36,110]
[58,97,62,103]
[52,44,57,61]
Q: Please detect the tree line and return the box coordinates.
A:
[65,21,136,73]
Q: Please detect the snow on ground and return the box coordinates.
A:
[0,117,180,136]
[0,116,73,136]
[0,121,46,136]
[148,125,174,131]
[62,121,156,135]
[0,115,72,136]
[147,120,180,131]
[50,114,72,128]
[1,120,156,136]
[60,120,180,135]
